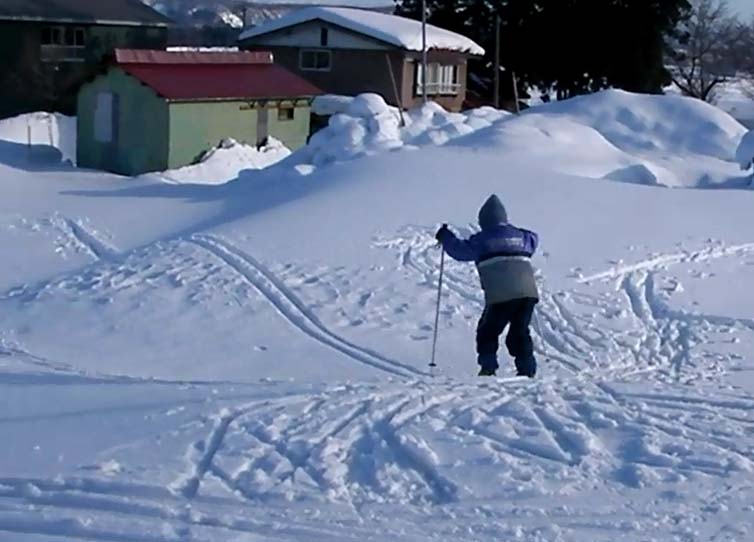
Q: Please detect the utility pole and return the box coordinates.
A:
[493,14,500,109]
[421,0,428,104]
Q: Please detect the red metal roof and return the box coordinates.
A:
[115,49,273,65]
[113,49,321,101]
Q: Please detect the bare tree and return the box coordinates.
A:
[736,21,754,101]
[666,0,748,102]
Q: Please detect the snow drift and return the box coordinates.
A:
[295,93,508,168]
[483,89,749,187]
[0,112,76,165]
[3,89,745,190]
[146,137,291,185]
[736,130,754,171]
[292,90,749,189]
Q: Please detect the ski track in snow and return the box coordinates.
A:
[374,226,753,383]
[29,212,120,263]
[62,218,119,261]
[577,242,754,284]
[2,222,754,539]
[189,233,426,379]
[2,379,754,541]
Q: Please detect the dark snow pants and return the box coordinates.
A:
[476,297,538,377]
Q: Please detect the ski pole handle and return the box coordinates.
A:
[435,223,448,248]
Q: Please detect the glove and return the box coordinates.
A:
[435,223,449,241]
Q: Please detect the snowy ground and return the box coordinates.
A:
[1,91,754,542]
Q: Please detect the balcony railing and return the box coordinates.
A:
[416,82,462,96]
[41,45,86,63]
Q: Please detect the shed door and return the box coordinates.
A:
[95,92,119,144]
[257,107,269,146]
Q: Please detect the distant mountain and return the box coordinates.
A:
[142,1,394,29]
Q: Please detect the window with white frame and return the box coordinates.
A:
[300,49,331,71]
[415,62,461,95]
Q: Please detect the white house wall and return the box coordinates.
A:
[251,21,391,51]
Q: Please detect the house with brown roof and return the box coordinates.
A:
[237,7,484,112]
[0,0,171,119]
[76,49,322,176]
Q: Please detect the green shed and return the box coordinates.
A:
[77,49,322,176]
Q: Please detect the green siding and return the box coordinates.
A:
[79,68,312,175]
[77,67,168,175]
[168,102,258,169]
[269,106,310,150]
[168,102,312,170]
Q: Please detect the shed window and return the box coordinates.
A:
[320,27,328,46]
[94,92,119,144]
[278,106,295,121]
[300,49,331,71]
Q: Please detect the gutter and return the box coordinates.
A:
[165,96,318,104]
[0,15,169,27]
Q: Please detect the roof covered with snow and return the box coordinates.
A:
[113,49,322,102]
[238,6,485,56]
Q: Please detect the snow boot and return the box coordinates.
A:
[477,353,498,376]
[515,355,536,378]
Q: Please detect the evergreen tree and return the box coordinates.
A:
[395,0,691,105]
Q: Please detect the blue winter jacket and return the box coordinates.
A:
[437,198,539,305]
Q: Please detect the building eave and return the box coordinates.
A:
[239,19,483,57]
[166,96,317,104]
[0,15,169,27]
[238,18,400,52]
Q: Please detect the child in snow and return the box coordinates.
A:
[435,195,540,377]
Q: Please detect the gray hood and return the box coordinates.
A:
[478,195,508,230]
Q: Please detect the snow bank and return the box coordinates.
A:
[451,112,674,186]
[291,89,749,189]
[702,78,754,126]
[0,112,76,165]
[299,93,508,167]
[239,6,485,55]
[513,89,749,187]
[533,89,745,162]
[151,137,290,185]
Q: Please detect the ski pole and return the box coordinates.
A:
[533,306,548,358]
[533,244,549,360]
[429,245,446,370]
